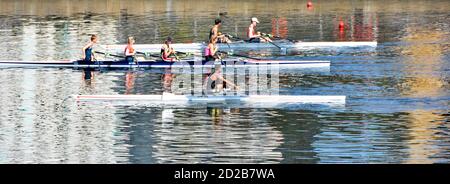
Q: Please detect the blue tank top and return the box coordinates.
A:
[85,46,92,62]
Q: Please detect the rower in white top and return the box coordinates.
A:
[247,17,272,43]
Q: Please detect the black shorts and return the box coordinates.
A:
[205,55,216,61]
[248,37,261,43]
[125,56,135,64]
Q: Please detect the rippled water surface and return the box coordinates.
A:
[0,0,449,163]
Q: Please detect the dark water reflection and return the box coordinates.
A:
[0,0,449,163]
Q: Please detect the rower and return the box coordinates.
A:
[209,18,231,43]
[124,36,136,64]
[161,37,177,62]
[204,64,239,93]
[247,17,272,43]
[204,36,221,61]
[82,34,98,63]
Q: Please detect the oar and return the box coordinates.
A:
[224,33,286,54]
[136,51,160,58]
[175,51,191,55]
[93,57,101,70]
[94,51,140,68]
[137,50,191,60]
[133,57,140,68]
[272,35,297,43]
[140,51,180,61]
[217,51,261,60]
[173,52,180,61]
[94,51,125,58]
[225,41,233,52]
[90,51,101,69]
[222,33,245,42]
[260,33,282,49]
[260,33,287,55]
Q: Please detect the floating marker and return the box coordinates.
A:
[339,20,345,30]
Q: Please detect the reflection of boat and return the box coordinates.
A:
[0,59,330,69]
[73,94,346,106]
[104,41,377,52]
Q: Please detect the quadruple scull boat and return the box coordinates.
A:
[0,58,330,69]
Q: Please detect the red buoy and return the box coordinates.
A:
[307,1,313,8]
[339,20,345,30]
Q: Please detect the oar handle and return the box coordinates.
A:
[223,33,244,41]
[175,51,189,55]
[173,52,180,61]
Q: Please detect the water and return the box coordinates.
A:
[0,0,449,163]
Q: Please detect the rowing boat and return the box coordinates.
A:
[103,41,377,53]
[74,94,346,106]
[0,59,330,69]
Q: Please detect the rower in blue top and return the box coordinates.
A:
[82,34,98,63]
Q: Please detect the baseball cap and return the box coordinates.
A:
[251,17,260,23]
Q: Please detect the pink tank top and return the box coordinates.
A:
[204,46,212,56]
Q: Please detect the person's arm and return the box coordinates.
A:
[82,42,93,59]
[91,51,96,60]
[169,46,175,55]
[212,45,218,55]
[162,45,169,58]
[211,45,221,59]
[164,45,174,58]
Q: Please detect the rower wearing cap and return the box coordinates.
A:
[161,37,177,62]
[124,36,136,64]
[247,17,272,43]
[82,34,98,63]
[209,18,231,43]
[204,36,221,61]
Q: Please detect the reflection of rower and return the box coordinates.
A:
[82,34,98,63]
[209,19,231,43]
[204,64,239,93]
[124,36,136,64]
[162,68,175,92]
[247,17,272,43]
[125,72,136,95]
[160,37,178,62]
[82,68,94,80]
